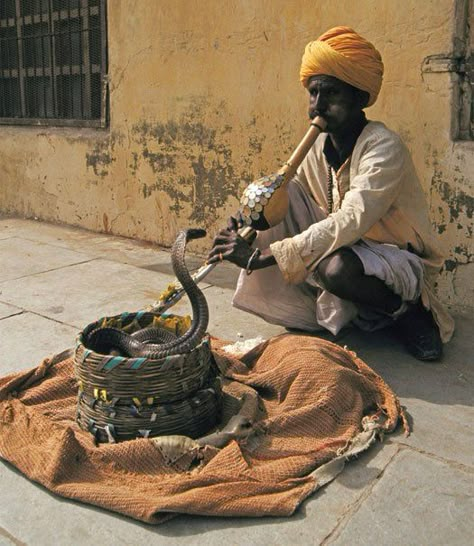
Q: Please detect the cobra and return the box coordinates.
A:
[84,228,209,359]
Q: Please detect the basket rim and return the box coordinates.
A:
[75,333,210,365]
[76,310,209,365]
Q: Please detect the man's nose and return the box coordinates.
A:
[311,92,327,113]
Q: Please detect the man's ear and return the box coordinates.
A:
[355,89,370,109]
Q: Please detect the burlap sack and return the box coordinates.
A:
[0,334,407,523]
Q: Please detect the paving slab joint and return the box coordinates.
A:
[395,442,474,472]
[320,443,402,545]
[0,309,24,321]
[0,256,99,285]
[0,526,26,546]
[28,309,79,330]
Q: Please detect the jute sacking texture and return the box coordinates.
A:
[0,334,407,523]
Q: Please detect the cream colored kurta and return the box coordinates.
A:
[270,121,454,342]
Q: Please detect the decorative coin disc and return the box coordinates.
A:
[239,173,284,230]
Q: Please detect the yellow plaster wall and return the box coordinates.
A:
[0,0,472,308]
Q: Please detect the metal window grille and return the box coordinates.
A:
[456,0,474,140]
[421,0,473,140]
[0,0,107,127]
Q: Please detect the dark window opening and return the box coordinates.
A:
[0,0,107,127]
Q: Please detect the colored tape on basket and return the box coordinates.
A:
[82,350,92,364]
[105,424,116,444]
[81,392,96,409]
[92,388,108,402]
[152,314,191,335]
[104,407,116,418]
[130,404,141,417]
[125,357,147,370]
[99,355,126,372]
[88,419,100,443]
[158,283,178,303]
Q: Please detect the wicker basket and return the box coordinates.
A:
[74,311,221,443]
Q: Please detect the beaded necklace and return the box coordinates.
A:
[327,163,334,214]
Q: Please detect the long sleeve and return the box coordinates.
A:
[270,131,406,284]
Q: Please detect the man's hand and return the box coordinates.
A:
[207,217,254,268]
[207,217,277,271]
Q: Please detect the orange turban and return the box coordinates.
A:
[300,27,384,107]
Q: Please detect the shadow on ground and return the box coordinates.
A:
[332,315,472,409]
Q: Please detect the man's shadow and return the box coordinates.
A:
[327,311,472,409]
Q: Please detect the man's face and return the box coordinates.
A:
[307,75,363,134]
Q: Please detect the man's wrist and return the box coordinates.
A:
[245,248,261,275]
[254,248,276,270]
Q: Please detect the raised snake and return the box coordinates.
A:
[84,228,209,359]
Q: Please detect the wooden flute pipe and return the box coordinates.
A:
[238,115,326,236]
[281,115,327,181]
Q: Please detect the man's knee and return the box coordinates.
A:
[316,248,363,293]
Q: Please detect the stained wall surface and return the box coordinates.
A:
[0,0,472,308]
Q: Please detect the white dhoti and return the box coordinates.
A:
[232,181,424,336]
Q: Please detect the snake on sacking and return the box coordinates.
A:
[83,228,209,359]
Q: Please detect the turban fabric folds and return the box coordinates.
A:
[300,26,384,107]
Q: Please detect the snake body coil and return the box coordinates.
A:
[84,229,209,359]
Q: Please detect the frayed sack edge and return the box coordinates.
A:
[308,413,406,495]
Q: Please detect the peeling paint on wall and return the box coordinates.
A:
[432,176,473,231]
[429,157,473,307]
[86,145,114,177]
[430,166,473,267]
[130,118,244,226]
[85,134,122,177]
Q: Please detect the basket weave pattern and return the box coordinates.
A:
[74,312,221,443]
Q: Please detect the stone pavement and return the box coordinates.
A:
[0,216,472,546]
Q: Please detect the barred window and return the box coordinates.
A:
[456,0,473,140]
[422,0,473,140]
[0,0,107,127]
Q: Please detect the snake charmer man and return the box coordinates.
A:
[208,26,454,361]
